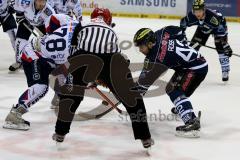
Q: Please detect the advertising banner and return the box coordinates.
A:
[81,0,188,16]
[187,0,238,17]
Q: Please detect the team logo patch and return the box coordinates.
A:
[210,17,219,26]
[144,59,150,69]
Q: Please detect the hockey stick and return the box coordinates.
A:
[23,23,44,37]
[93,87,128,116]
[76,101,122,120]
[23,23,38,37]
[54,95,126,121]
[54,101,122,121]
[189,41,240,58]
[0,13,10,27]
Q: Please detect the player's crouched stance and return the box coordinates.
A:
[133,26,208,138]
[3,14,76,130]
[3,45,52,130]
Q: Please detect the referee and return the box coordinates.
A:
[53,8,154,149]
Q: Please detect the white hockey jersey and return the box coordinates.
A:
[22,21,78,65]
[0,0,8,16]
[45,14,75,33]
[14,0,55,26]
[50,0,82,20]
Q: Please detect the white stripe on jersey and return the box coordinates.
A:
[189,61,208,70]
[90,27,98,53]
[100,29,108,54]
[84,27,92,51]
[95,27,102,54]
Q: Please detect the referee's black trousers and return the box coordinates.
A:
[55,51,151,140]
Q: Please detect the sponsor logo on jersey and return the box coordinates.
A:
[33,60,40,80]
[33,73,40,80]
[51,53,65,59]
[168,40,174,52]
[158,32,170,62]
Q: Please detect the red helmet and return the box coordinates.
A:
[91,8,112,26]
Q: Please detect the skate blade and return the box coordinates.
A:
[175,130,200,138]
[3,122,30,131]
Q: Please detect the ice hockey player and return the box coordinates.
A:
[45,13,82,109]
[133,26,208,138]
[9,0,55,71]
[49,0,82,21]
[180,0,232,82]
[0,0,17,70]
[52,8,154,149]
[3,14,77,131]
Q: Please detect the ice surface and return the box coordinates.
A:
[0,17,240,160]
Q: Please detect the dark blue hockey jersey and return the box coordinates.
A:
[138,26,208,88]
[180,8,227,36]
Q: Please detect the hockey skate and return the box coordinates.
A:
[52,133,65,143]
[171,107,178,115]
[222,71,229,82]
[175,111,201,138]
[141,138,154,148]
[9,62,22,72]
[3,105,30,131]
[141,138,154,156]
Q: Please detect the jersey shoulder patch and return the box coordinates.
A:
[210,16,219,26]
[44,7,53,16]
[144,58,150,69]
[19,0,31,8]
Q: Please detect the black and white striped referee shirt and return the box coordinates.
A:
[72,21,121,54]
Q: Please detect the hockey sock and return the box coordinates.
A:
[15,38,28,62]
[219,53,230,73]
[18,84,48,109]
[168,90,196,124]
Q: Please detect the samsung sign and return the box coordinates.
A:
[120,0,176,7]
[81,0,187,16]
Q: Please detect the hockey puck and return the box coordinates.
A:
[111,23,116,28]
[102,101,109,106]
